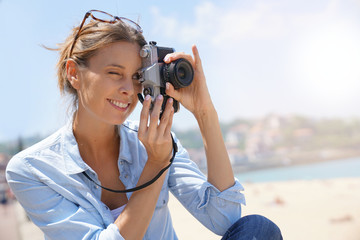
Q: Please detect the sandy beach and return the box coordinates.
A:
[12,177,360,240]
[169,177,360,240]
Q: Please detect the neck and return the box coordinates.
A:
[72,111,120,165]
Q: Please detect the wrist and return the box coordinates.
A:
[136,160,169,188]
[194,104,217,127]
[145,158,170,171]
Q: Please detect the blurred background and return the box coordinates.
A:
[0,0,359,239]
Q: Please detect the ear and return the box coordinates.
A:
[66,60,80,90]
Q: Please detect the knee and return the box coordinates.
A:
[244,215,282,240]
[224,214,282,240]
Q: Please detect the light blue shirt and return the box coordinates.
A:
[6,120,245,240]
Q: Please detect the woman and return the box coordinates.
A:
[6,10,282,240]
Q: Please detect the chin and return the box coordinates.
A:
[112,111,133,125]
[109,115,128,126]
[106,102,137,125]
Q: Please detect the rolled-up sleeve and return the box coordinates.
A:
[6,156,124,240]
[168,137,246,236]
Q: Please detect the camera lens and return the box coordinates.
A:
[177,67,186,79]
[164,58,194,89]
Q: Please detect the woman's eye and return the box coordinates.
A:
[109,72,120,75]
[132,72,142,81]
[108,72,124,79]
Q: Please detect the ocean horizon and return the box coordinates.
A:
[235,156,360,183]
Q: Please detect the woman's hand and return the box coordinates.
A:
[138,94,174,169]
[164,45,214,118]
[118,95,174,239]
[165,45,236,191]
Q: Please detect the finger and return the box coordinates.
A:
[157,98,174,135]
[148,95,163,132]
[192,45,203,71]
[138,95,151,135]
[165,82,182,102]
[164,51,194,65]
[163,106,174,138]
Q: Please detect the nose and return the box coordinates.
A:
[118,77,134,96]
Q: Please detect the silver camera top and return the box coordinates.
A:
[137,41,193,115]
[139,43,162,101]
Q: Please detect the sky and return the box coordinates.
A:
[0,0,360,141]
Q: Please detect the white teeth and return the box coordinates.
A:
[110,99,128,108]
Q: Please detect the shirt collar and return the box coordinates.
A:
[118,122,137,164]
[61,121,90,175]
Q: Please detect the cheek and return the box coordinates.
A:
[131,91,140,105]
[79,78,106,106]
[134,82,142,94]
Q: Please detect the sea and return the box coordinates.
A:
[234,157,360,183]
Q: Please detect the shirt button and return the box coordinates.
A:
[125,175,129,179]
[120,161,124,165]
[94,185,98,189]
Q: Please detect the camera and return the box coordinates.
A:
[137,41,194,114]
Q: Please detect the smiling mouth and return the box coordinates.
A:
[108,99,130,109]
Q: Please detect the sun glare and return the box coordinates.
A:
[294,24,360,102]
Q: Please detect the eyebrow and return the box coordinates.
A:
[106,64,125,69]
[106,64,142,72]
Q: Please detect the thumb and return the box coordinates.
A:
[165,82,182,102]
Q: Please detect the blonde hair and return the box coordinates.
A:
[54,20,146,109]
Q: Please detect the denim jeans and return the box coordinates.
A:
[221,215,283,240]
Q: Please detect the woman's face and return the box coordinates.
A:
[76,41,142,125]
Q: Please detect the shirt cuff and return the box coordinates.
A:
[197,178,246,209]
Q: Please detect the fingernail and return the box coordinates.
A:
[164,55,170,62]
[145,95,151,101]
[168,98,173,103]
[157,94,163,100]
[166,82,170,90]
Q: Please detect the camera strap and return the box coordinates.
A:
[82,134,178,193]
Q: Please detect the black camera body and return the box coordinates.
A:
[138,41,194,113]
